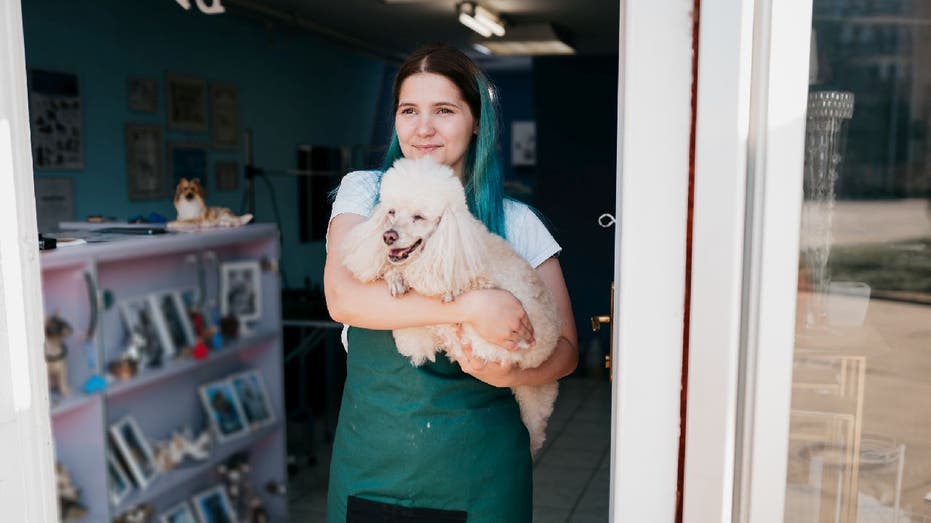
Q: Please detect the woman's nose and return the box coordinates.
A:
[417,117,434,136]
[383,230,399,245]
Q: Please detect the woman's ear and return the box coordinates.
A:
[340,205,389,282]
[409,206,487,296]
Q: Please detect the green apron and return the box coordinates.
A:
[326,327,532,522]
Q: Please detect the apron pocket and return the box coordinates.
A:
[347,495,467,522]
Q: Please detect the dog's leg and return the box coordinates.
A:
[393,327,439,366]
[384,270,408,297]
[512,382,559,457]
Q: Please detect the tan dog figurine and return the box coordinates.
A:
[45,314,72,397]
[167,178,253,230]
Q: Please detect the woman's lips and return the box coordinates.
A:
[415,145,441,153]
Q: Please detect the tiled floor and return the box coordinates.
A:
[287,376,612,522]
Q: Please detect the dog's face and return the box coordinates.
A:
[379,202,442,265]
[174,178,207,219]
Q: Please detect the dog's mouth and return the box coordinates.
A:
[388,239,423,263]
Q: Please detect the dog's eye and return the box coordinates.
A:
[387,209,395,216]
[413,215,424,221]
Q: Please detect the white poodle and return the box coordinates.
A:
[340,157,561,453]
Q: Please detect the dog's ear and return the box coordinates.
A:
[409,205,487,295]
[340,204,389,282]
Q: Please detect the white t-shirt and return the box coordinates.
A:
[328,169,562,348]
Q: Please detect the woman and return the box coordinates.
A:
[324,43,578,522]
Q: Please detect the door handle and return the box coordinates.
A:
[590,282,615,377]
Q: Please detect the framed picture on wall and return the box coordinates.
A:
[210,83,239,149]
[230,370,275,429]
[127,76,158,113]
[511,121,536,167]
[125,123,167,200]
[168,142,208,189]
[199,379,249,444]
[151,290,196,356]
[28,68,83,169]
[214,160,239,191]
[167,74,207,132]
[219,260,262,323]
[109,416,159,489]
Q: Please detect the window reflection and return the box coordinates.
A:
[786,1,931,522]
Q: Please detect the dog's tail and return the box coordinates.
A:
[513,382,559,457]
[238,213,254,226]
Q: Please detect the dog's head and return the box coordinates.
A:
[377,157,469,266]
[174,178,206,219]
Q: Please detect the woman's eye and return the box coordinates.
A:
[399,108,415,115]
[413,215,424,221]
[437,107,453,114]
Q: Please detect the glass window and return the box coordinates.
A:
[786,2,931,522]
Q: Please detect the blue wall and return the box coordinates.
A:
[23,0,387,289]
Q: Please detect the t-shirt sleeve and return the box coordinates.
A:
[330,170,379,221]
[506,203,562,268]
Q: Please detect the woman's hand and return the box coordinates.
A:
[455,341,521,388]
[457,289,534,351]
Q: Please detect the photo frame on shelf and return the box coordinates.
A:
[109,416,159,489]
[168,142,208,189]
[191,485,237,523]
[159,501,198,523]
[230,370,275,430]
[199,379,249,444]
[214,159,239,192]
[125,123,166,201]
[28,68,83,169]
[210,83,239,149]
[119,295,171,366]
[219,260,262,323]
[106,448,133,506]
[127,76,158,113]
[167,74,207,132]
[151,290,196,356]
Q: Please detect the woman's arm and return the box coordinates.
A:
[324,213,534,349]
[458,257,579,386]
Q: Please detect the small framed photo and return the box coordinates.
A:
[151,290,196,355]
[214,160,239,192]
[119,295,172,365]
[106,448,133,506]
[191,485,237,523]
[109,416,159,489]
[199,379,249,443]
[219,261,262,323]
[128,76,158,113]
[167,74,207,132]
[230,370,275,429]
[159,501,198,523]
[125,123,167,201]
[210,83,239,149]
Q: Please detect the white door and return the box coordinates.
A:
[0,0,60,521]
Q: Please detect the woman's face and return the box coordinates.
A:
[395,72,477,179]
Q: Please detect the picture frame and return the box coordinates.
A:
[210,83,239,149]
[125,123,167,201]
[109,416,159,489]
[199,379,249,444]
[159,501,198,523]
[191,485,238,523]
[511,121,536,166]
[151,290,196,356]
[28,68,83,169]
[230,370,275,429]
[214,160,239,192]
[219,261,262,323]
[127,76,158,113]
[167,74,207,132]
[106,448,133,506]
[119,295,172,366]
[168,142,208,190]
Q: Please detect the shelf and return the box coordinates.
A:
[50,392,98,419]
[106,329,278,399]
[114,421,283,513]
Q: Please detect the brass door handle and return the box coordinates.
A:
[591,315,611,332]
[590,282,615,375]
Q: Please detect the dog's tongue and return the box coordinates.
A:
[390,247,409,257]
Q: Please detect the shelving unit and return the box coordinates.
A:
[41,224,287,522]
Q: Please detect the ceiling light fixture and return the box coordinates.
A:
[472,23,575,56]
[457,2,505,38]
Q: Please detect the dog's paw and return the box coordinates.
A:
[385,272,408,297]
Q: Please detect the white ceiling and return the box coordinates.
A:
[225,0,619,65]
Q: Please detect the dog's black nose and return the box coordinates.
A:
[185,193,194,200]
[383,230,398,245]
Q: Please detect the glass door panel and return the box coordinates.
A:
[786,2,931,522]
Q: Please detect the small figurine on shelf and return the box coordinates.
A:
[153,427,212,471]
[167,178,253,231]
[107,331,145,381]
[56,462,87,523]
[217,452,270,523]
[44,315,73,398]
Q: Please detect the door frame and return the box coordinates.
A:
[0,0,60,521]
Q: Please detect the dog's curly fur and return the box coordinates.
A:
[340,157,561,453]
